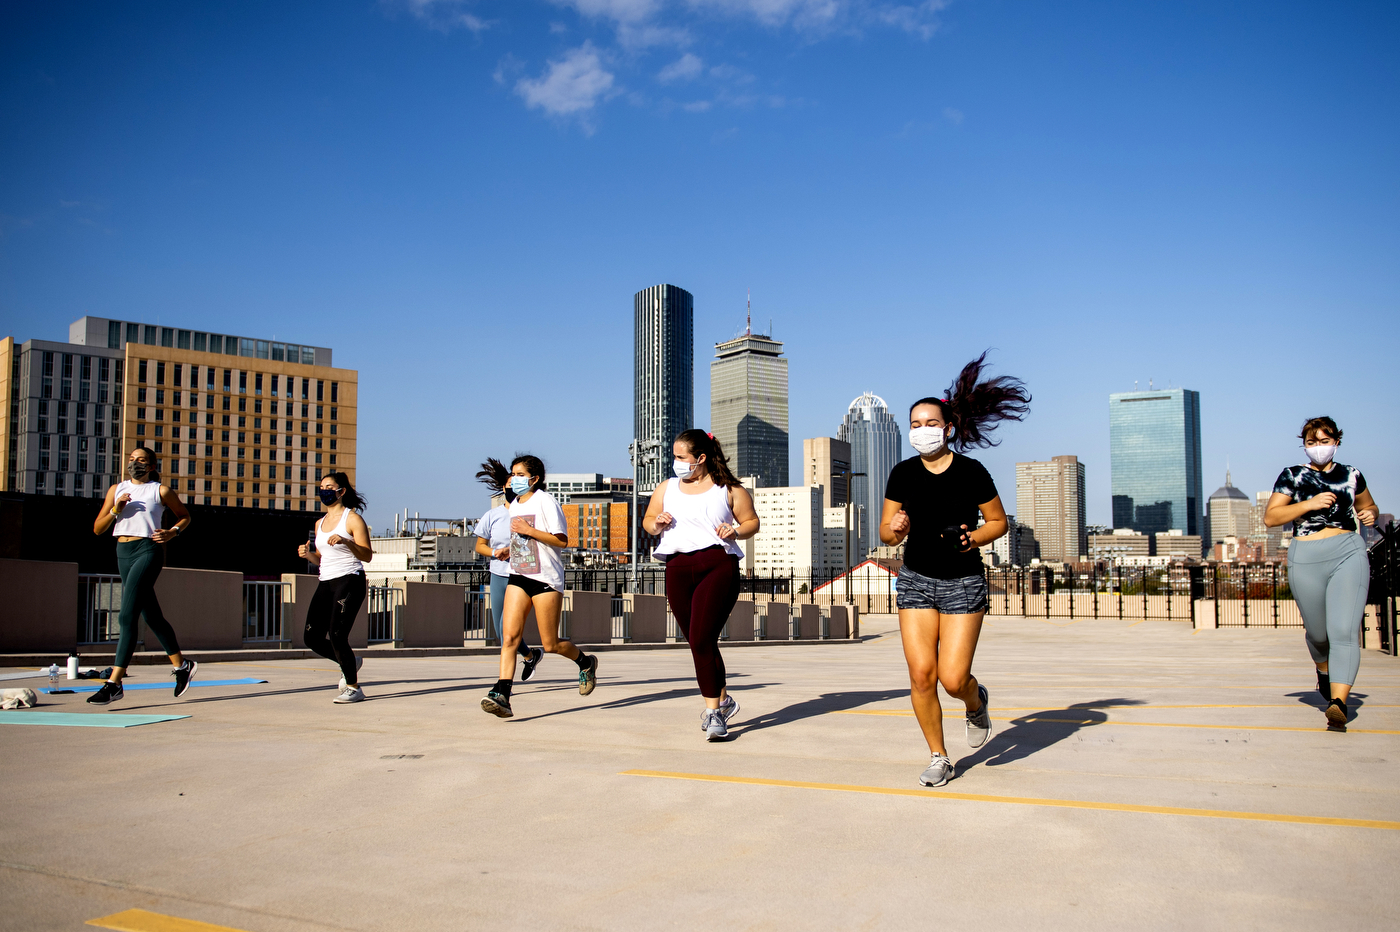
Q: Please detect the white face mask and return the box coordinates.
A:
[909,426,949,456]
[674,459,695,479]
[1305,444,1337,467]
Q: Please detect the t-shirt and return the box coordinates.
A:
[884,454,999,580]
[1272,463,1367,536]
[507,490,567,592]
[474,505,512,578]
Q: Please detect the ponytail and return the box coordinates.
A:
[326,471,367,511]
[676,429,742,488]
[476,458,509,491]
[910,351,1030,451]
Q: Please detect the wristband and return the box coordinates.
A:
[110,508,120,517]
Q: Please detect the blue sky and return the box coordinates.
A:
[3,0,1397,534]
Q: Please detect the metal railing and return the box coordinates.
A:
[1369,524,1399,654]
[367,585,404,644]
[242,580,290,644]
[464,589,492,643]
[611,596,630,642]
[77,574,122,644]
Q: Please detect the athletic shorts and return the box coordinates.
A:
[896,565,988,614]
[507,574,556,598]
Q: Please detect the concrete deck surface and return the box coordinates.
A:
[2,615,1398,932]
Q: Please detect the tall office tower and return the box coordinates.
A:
[1208,470,1253,548]
[803,436,852,508]
[0,317,356,512]
[1109,387,1203,536]
[710,315,788,487]
[1015,455,1088,563]
[837,392,903,559]
[634,284,693,491]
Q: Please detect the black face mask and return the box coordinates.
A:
[319,488,342,505]
[129,461,149,479]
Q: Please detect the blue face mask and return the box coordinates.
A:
[509,476,532,495]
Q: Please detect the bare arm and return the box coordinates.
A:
[328,513,374,562]
[152,485,191,543]
[475,537,497,559]
[642,481,671,535]
[1356,488,1379,526]
[298,519,322,565]
[93,484,123,536]
[718,486,760,541]
[1263,491,1332,528]
[965,496,1008,550]
[880,499,907,546]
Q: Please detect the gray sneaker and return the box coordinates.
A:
[918,753,953,787]
[332,685,365,704]
[966,684,991,749]
[701,695,742,731]
[703,709,730,742]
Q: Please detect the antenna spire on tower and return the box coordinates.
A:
[746,289,751,336]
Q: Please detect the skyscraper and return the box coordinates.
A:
[803,436,851,508]
[1207,470,1252,549]
[1109,388,1203,535]
[1015,455,1087,563]
[838,392,903,559]
[711,312,788,487]
[634,284,693,490]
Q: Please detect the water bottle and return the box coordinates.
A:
[48,663,59,686]
[67,652,79,680]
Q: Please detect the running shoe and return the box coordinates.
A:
[520,647,545,683]
[701,694,742,731]
[1325,698,1348,730]
[966,684,991,749]
[333,685,365,704]
[578,654,598,696]
[481,690,513,718]
[338,655,365,690]
[703,709,730,742]
[86,681,124,705]
[172,659,198,698]
[918,753,954,787]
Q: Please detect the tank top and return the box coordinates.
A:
[315,508,363,581]
[112,480,164,538]
[652,480,744,559]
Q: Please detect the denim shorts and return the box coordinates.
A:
[896,565,989,614]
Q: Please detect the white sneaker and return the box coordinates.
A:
[333,685,365,704]
[338,655,364,690]
[918,754,953,787]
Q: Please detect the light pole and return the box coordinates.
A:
[835,470,866,603]
[628,438,661,594]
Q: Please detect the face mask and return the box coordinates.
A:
[129,461,149,479]
[909,426,948,456]
[674,459,696,479]
[319,488,342,505]
[1305,444,1337,467]
[509,476,532,495]
[503,487,517,503]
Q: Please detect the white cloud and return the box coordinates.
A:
[688,0,840,29]
[942,106,962,125]
[551,0,662,23]
[397,0,493,32]
[658,52,704,82]
[873,1,947,39]
[683,99,713,111]
[516,43,617,118]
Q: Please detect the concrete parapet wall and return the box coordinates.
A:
[828,605,849,640]
[0,558,78,653]
[797,604,820,640]
[392,580,465,648]
[566,590,612,644]
[626,594,669,643]
[726,600,755,641]
[762,602,790,640]
[148,567,244,651]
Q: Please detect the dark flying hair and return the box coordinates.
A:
[675,429,742,488]
[1299,416,1342,444]
[510,454,546,493]
[476,457,516,502]
[909,351,1031,452]
[128,445,161,482]
[324,471,366,511]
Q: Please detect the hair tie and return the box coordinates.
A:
[706,432,713,440]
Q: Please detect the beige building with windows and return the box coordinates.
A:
[1015,455,1087,563]
[749,484,823,577]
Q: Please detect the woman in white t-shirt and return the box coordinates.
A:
[480,455,597,718]
[474,458,544,681]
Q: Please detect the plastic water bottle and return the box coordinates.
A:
[47,664,59,686]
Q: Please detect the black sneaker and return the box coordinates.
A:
[87,681,124,705]
[1325,698,1348,730]
[520,647,545,683]
[172,659,198,698]
[578,654,598,696]
[481,690,513,718]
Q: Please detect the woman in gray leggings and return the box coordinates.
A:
[1265,416,1380,730]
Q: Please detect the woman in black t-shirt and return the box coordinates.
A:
[880,352,1029,788]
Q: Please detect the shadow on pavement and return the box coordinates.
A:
[509,682,781,723]
[732,689,911,735]
[956,699,1146,771]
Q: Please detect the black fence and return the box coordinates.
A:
[1369,524,1399,654]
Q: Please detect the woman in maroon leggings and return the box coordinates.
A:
[644,429,760,741]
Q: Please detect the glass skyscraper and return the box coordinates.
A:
[1109,388,1203,535]
[634,284,693,490]
[710,328,788,487]
[838,392,903,559]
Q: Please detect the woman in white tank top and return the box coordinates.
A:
[296,472,374,703]
[644,430,759,741]
[87,446,196,706]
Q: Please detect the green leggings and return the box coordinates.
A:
[1287,533,1370,686]
[115,538,182,667]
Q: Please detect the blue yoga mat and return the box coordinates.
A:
[41,677,267,695]
[0,711,191,728]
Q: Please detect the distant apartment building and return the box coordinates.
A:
[1109,387,1204,536]
[838,393,902,559]
[1088,529,1152,562]
[1015,456,1087,563]
[545,473,633,504]
[634,284,693,491]
[803,437,851,508]
[749,484,823,577]
[540,474,641,556]
[988,514,1038,566]
[1251,491,1291,560]
[1154,530,1203,561]
[711,323,788,487]
[1,317,355,511]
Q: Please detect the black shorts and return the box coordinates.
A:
[507,574,556,598]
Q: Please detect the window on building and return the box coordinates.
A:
[194,332,207,352]
[138,360,147,383]
[156,361,165,385]
[271,343,284,361]
[161,327,173,347]
[143,325,157,345]
[301,379,309,400]
[209,334,222,354]
[223,369,231,391]
[177,330,190,349]
[240,338,255,358]
[173,364,182,387]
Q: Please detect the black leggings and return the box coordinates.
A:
[114,538,182,668]
[665,547,741,698]
[306,573,366,685]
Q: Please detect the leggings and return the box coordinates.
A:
[114,538,182,668]
[306,573,367,685]
[489,573,530,656]
[665,547,741,698]
[1288,532,1370,686]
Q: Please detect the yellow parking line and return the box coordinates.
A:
[622,770,1400,830]
[88,908,251,932]
[833,709,1400,734]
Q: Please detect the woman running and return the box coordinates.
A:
[1264,416,1380,730]
[644,430,760,741]
[88,446,196,704]
[880,353,1030,786]
[480,455,597,718]
[296,473,374,703]
[474,458,544,681]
